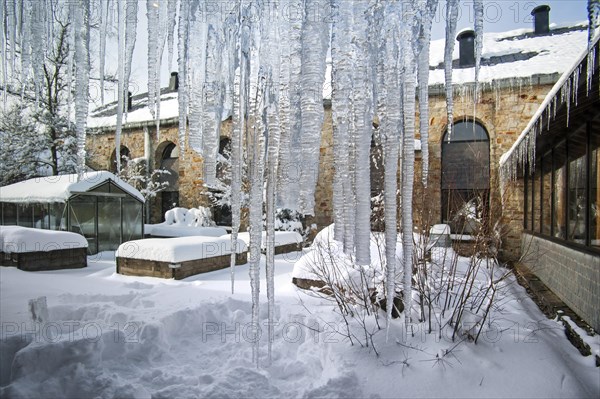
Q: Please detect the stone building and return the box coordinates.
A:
[86,9,590,261]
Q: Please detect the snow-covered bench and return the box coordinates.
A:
[115,236,247,280]
[145,207,228,238]
[221,231,303,255]
[0,226,88,271]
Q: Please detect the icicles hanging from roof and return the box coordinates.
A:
[444,0,460,141]
[417,0,438,187]
[296,0,330,216]
[177,0,190,156]
[331,0,353,244]
[73,0,91,177]
[114,0,126,172]
[123,0,139,115]
[380,0,402,338]
[98,0,110,105]
[166,0,178,72]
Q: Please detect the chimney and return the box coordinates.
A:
[456,30,475,68]
[126,91,132,112]
[169,72,179,91]
[531,5,551,35]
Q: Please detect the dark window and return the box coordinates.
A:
[442,120,490,233]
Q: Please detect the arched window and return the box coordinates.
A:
[441,120,490,233]
[110,146,130,173]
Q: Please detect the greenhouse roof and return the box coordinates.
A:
[0,171,145,203]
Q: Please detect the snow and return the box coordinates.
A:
[428,23,590,86]
[86,22,592,131]
[0,171,145,203]
[115,236,245,263]
[292,224,400,282]
[1,246,598,397]
[0,226,87,253]
[499,32,600,171]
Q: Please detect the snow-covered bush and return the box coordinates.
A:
[117,156,170,200]
[164,207,216,227]
[294,222,515,354]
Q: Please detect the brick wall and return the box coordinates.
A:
[521,233,600,331]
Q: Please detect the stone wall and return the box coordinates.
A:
[521,233,600,332]
[86,82,554,256]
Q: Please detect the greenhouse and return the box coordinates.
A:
[0,171,144,254]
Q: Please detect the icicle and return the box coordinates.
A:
[146,0,159,122]
[401,0,418,327]
[297,0,330,216]
[73,0,91,177]
[123,0,139,117]
[187,2,209,155]
[417,0,438,187]
[351,0,373,266]
[6,0,17,75]
[444,0,460,141]
[248,67,267,369]
[114,0,126,173]
[166,0,177,72]
[380,0,401,339]
[19,0,31,99]
[1,0,6,105]
[472,0,483,126]
[201,21,226,187]
[276,0,302,211]
[588,0,600,44]
[331,0,353,243]
[29,0,46,103]
[177,0,189,155]
[262,1,282,364]
[99,0,110,105]
[229,2,248,296]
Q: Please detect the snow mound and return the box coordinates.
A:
[116,236,246,263]
[0,226,87,253]
[292,224,401,285]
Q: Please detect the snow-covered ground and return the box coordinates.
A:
[1,250,598,398]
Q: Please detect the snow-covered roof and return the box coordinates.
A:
[0,171,145,203]
[499,32,600,175]
[88,88,181,130]
[88,22,590,130]
[428,22,590,86]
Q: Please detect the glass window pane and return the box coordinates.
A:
[525,170,532,230]
[98,197,121,252]
[590,146,599,247]
[554,164,566,239]
[122,198,143,242]
[445,121,488,142]
[567,154,586,243]
[50,203,67,230]
[542,156,552,236]
[531,169,538,232]
[17,204,34,227]
[2,203,17,225]
[69,196,97,254]
[33,204,49,229]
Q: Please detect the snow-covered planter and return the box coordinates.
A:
[116,236,247,280]
[0,226,88,271]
